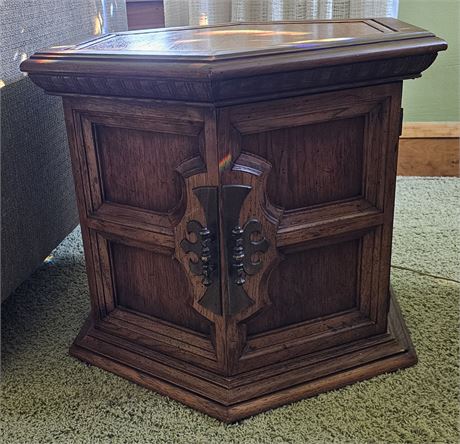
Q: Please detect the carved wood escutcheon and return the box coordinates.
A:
[179,181,274,318]
[220,152,283,324]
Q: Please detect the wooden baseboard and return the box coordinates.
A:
[398,122,459,176]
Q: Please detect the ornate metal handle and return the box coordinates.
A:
[222,185,270,315]
[181,223,218,288]
[180,187,221,315]
[198,226,213,286]
[232,226,246,286]
[179,185,270,317]
[231,220,269,286]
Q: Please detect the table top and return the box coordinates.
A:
[25,19,438,62]
[66,20,422,59]
[20,18,447,102]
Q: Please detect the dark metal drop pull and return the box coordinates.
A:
[180,185,269,317]
[230,219,269,287]
[222,185,269,316]
[231,226,246,286]
[180,221,216,287]
[199,226,213,286]
[238,219,269,276]
[180,187,221,315]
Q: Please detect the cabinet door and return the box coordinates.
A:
[217,84,402,374]
[64,98,225,372]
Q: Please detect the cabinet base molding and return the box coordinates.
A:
[70,288,416,422]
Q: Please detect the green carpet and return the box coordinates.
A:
[2,177,459,444]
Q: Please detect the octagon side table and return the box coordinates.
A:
[21,19,447,422]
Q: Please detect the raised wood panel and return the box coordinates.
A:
[223,85,393,214]
[111,242,212,335]
[235,224,385,373]
[242,117,365,210]
[96,125,199,213]
[75,106,206,225]
[246,239,359,335]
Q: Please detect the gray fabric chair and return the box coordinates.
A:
[1,1,128,301]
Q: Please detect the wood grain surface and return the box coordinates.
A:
[20,19,447,421]
[398,122,460,176]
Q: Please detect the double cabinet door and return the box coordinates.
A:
[67,83,402,377]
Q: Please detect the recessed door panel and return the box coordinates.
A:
[111,242,212,335]
[96,125,199,213]
[242,117,365,210]
[246,239,359,335]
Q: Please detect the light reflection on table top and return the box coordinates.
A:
[81,22,385,56]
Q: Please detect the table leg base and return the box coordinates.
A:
[70,288,417,422]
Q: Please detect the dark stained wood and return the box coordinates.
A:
[70,289,417,421]
[97,126,198,212]
[22,19,434,59]
[242,117,365,209]
[111,242,212,334]
[20,20,446,104]
[246,239,359,335]
[22,19,445,422]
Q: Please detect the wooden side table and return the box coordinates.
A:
[21,19,447,422]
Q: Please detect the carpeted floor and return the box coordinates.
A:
[1,177,459,444]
